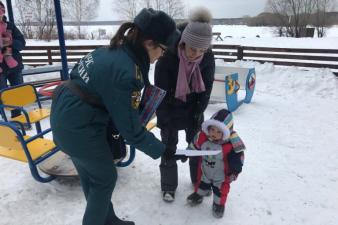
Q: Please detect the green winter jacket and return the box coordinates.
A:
[50,43,165,159]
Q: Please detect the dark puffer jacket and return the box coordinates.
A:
[155,25,215,130]
[1,21,26,75]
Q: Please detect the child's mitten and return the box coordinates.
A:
[227,150,244,174]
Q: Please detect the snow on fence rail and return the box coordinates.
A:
[22,45,338,75]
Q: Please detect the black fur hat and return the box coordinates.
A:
[134,8,180,48]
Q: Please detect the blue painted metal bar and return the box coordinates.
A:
[5,0,14,23]
[53,0,69,80]
[117,146,136,167]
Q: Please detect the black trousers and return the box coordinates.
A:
[159,126,200,192]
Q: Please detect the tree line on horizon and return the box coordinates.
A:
[253,0,338,37]
[12,0,338,40]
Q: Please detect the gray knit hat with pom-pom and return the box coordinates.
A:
[181,7,212,49]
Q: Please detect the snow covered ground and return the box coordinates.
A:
[1,25,338,225]
[28,24,338,49]
[1,60,337,225]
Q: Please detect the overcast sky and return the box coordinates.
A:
[97,0,267,21]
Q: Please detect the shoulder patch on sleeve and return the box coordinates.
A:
[131,90,141,109]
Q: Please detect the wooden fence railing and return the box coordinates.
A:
[22,45,338,75]
[22,45,99,66]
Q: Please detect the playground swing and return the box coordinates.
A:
[0,75,165,182]
[0,84,51,133]
[0,121,59,183]
[0,87,161,182]
[37,83,165,177]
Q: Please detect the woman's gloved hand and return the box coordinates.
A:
[162,148,188,162]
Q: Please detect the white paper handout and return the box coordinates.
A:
[175,149,222,156]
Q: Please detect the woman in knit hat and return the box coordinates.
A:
[154,7,215,202]
[51,8,178,225]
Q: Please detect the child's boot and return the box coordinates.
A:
[212,202,225,218]
[187,192,203,205]
[192,183,212,196]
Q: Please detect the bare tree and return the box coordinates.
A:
[62,0,99,38]
[266,0,316,37]
[164,0,184,18]
[313,0,337,37]
[42,2,56,41]
[114,0,185,20]
[266,0,293,36]
[153,0,165,11]
[15,0,56,41]
[151,0,184,18]
[143,0,153,8]
[113,0,138,20]
[15,0,34,39]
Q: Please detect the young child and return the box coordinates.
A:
[186,109,245,218]
[0,3,18,73]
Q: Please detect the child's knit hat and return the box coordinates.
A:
[202,109,232,141]
[202,109,246,152]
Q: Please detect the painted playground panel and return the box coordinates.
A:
[211,66,256,112]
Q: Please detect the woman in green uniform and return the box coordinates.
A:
[50,8,178,225]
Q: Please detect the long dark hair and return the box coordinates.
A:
[109,22,147,49]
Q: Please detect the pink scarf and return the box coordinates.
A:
[175,44,206,102]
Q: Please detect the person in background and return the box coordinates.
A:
[186,109,245,218]
[0,1,26,118]
[50,8,178,225]
[154,7,215,202]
